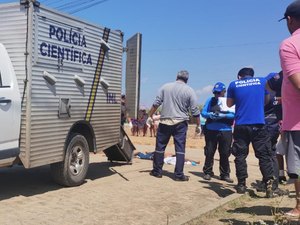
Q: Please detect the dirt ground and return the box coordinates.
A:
[126,125,298,225]
[126,124,205,150]
[0,125,297,225]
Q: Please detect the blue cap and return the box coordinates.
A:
[212,82,226,93]
[265,72,277,80]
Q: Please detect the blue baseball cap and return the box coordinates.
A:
[212,82,226,93]
[265,72,277,81]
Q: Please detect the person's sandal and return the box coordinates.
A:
[284,208,300,218]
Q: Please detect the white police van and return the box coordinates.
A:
[0,0,138,186]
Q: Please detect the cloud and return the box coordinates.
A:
[141,77,149,84]
[195,85,213,97]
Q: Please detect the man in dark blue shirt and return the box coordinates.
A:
[227,67,275,197]
[252,72,288,196]
[266,71,286,184]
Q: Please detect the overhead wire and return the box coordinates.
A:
[48,0,110,15]
[67,0,110,14]
[144,41,280,52]
[45,0,67,7]
[39,0,52,3]
[56,0,89,11]
[37,0,278,55]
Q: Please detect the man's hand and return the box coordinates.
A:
[146,117,153,128]
[195,126,201,134]
[208,112,219,120]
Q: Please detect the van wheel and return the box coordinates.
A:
[50,133,89,187]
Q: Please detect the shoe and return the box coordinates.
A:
[265,179,274,198]
[203,174,211,180]
[273,188,289,197]
[279,176,287,184]
[251,180,266,192]
[220,176,234,183]
[236,184,247,194]
[174,175,189,181]
[149,171,162,178]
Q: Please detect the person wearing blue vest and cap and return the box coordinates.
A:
[201,82,235,183]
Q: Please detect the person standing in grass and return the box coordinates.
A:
[278,0,300,217]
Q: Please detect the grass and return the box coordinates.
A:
[183,187,298,225]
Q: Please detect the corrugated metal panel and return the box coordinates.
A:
[28,5,123,167]
[0,2,123,168]
[0,3,29,165]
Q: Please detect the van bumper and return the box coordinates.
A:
[0,148,20,160]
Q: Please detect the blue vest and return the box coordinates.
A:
[227,76,267,125]
[201,97,234,131]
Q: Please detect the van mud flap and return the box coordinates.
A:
[103,126,135,163]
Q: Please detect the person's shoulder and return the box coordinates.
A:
[280,35,297,50]
[204,96,213,102]
[162,81,176,88]
[268,74,282,89]
[185,84,198,95]
[228,80,238,88]
[257,77,267,83]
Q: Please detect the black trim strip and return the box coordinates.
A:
[85,27,110,122]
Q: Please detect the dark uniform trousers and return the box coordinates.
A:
[232,125,274,184]
[203,129,232,177]
[152,121,188,178]
[265,119,280,187]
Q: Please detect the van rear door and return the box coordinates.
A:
[0,43,21,161]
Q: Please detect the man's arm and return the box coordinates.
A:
[264,82,271,105]
[201,98,211,119]
[148,105,158,118]
[264,93,270,106]
[266,81,275,94]
[226,82,235,108]
[289,73,300,91]
[195,116,200,126]
[280,41,300,91]
[227,98,235,108]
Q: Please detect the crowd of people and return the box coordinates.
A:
[121,0,300,218]
[121,100,161,137]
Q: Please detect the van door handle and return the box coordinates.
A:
[0,99,11,104]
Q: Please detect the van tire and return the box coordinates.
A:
[50,133,89,187]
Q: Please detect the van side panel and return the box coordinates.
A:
[0,3,122,168]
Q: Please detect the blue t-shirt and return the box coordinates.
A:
[227,76,267,125]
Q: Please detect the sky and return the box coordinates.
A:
[0,0,294,108]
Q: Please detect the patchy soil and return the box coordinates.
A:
[124,124,205,150]
[126,124,299,225]
[185,184,298,225]
[1,124,296,225]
